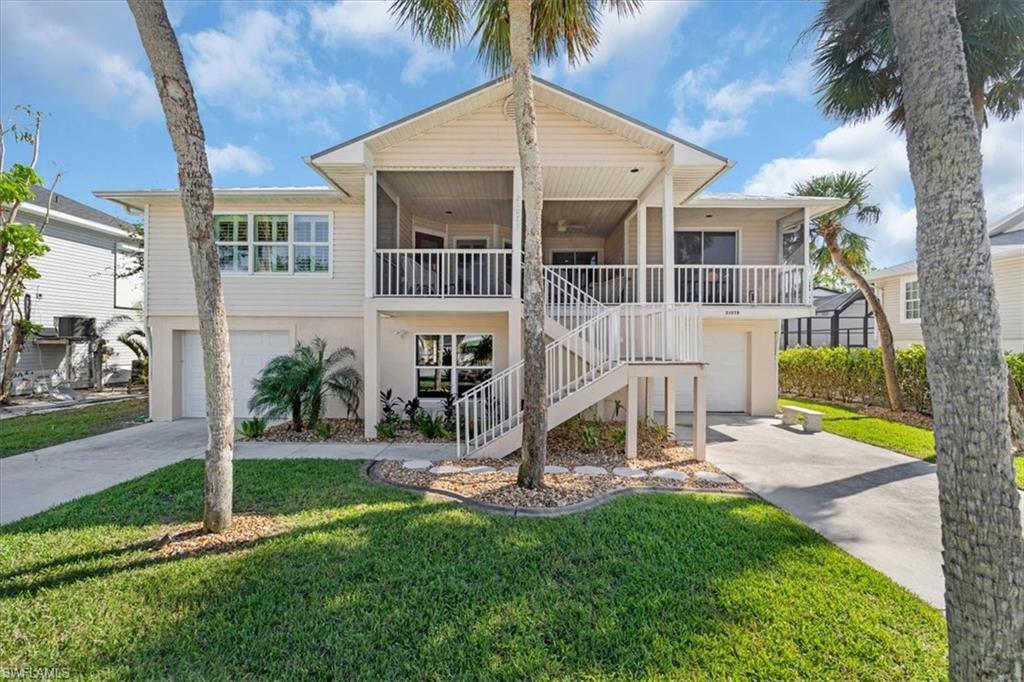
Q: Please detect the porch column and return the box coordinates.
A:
[636,199,647,303]
[664,375,676,438]
[363,310,380,439]
[692,371,706,461]
[626,374,638,458]
[644,378,655,420]
[512,166,523,299]
[507,304,522,365]
[364,172,376,298]
[662,174,675,304]
[802,205,811,304]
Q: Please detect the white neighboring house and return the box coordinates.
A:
[97,76,845,459]
[867,207,1024,352]
[7,186,144,395]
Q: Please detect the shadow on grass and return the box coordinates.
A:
[1,459,947,680]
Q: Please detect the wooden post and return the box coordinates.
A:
[662,175,675,304]
[364,172,376,298]
[512,166,523,299]
[664,375,676,438]
[362,310,379,439]
[637,200,647,303]
[692,371,706,461]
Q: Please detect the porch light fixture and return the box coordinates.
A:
[629,167,639,173]
[705,213,714,218]
[445,210,453,215]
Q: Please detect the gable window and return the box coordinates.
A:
[902,278,921,321]
[214,212,331,275]
[414,333,493,399]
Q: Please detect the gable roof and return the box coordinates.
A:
[19,186,136,240]
[989,206,1024,236]
[309,76,730,166]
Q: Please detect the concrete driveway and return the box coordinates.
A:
[704,415,1024,610]
[0,419,456,525]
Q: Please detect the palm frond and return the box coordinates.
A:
[390,0,467,51]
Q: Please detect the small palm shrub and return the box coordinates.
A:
[249,354,305,431]
[415,411,450,439]
[579,422,600,449]
[376,419,399,441]
[239,417,267,439]
[313,421,334,440]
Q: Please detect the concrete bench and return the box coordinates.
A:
[781,405,824,433]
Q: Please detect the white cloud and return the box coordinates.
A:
[308,1,453,85]
[0,1,160,122]
[668,59,811,146]
[741,115,1024,266]
[206,144,271,177]
[184,8,369,136]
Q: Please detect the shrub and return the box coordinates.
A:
[380,389,400,421]
[440,393,457,431]
[239,417,267,439]
[579,422,600,449]
[376,419,399,441]
[313,421,334,440]
[779,345,1024,415]
[402,397,422,426]
[415,411,450,440]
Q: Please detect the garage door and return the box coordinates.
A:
[181,330,292,418]
[654,330,748,413]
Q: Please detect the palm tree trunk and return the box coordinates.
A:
[821,230,903,411]
[291,399,303,432]
[128,0,234,533]
[508,0,546,489]
[889,0,1024,678]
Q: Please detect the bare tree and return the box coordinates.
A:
[127,0,234,532]
[888,0,1024,677]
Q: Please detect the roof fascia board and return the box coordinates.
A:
[18,202,132,239]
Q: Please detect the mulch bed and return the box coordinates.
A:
[375,420,746,509]
[151,514,285,558]
[251,418,449,444]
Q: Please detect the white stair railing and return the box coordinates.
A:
[454,303,702,456]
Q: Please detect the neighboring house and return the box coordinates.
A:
[6,187,144,395]
[867,207,1024,352]
[97,76,843,458]
[781,286,875,349]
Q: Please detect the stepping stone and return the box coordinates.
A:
[695,471,733,485]
[612,467,647,478]
[652,468,688,481]
[402,459,433,470]
[429,465,462,475]
[574,465,608,476]
[544,465,570,474]
[500,465,519,475]
[465,465,496,474]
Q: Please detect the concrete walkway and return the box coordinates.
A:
[0,419,455,525]
[704,415,1024,610]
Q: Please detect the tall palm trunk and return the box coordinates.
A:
[509,0,546,489]
[820,227,903,411]
[128,0,235,533]
[889,0,1024,678]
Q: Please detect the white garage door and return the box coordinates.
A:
[655,330,748,413]
[181,330,292,418]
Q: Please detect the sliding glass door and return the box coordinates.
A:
[674,231,738,303]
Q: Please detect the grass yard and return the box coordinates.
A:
[1,460,947,680]
[0,398,147,458]
[779,398,1024,488]
[779,397,936,461]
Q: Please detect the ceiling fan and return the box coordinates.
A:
[553,218,587,232]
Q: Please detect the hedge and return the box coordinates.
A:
[778,344,1024,415]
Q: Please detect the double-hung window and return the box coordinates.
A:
[214,212,331,275]
[415,333,493,399]
[902,278,921,321]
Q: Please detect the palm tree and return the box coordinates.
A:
[249,354,306,432]
[805,0,1024,131]
[293,337,362,427]
[391,0,641,489]
[791,171,903,411]
[887,0,1024,677]
[128,0,235,532]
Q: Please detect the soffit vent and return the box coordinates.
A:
[502,95,517,122]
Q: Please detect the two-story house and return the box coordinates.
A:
[97,77,844,458]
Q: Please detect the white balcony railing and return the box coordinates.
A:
[547,265,639,304]
[644,264,808,306]
[375,249,512,297]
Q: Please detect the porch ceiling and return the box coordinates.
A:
[542,200,634,237]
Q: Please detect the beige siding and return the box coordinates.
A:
[397,198,413,248]
[627,207,780,265]
[877,254,1024,352]
[603,219,626,264]
[542,234,606,263]
[374,101,664,168]
[146,200,364,317]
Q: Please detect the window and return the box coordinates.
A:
[214,212,331,275]
[551,251,599,265]
[414,333,493,399]
[903,278,921,321]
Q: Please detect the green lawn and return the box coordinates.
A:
[779,398,1024,488]
[1,460,947,680]
[779,397,937,461]
[0,398,147,458]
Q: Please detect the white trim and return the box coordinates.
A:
[899,275,921,323]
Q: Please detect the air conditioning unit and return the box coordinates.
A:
[53,316,96,339]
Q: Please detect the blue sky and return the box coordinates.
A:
[2,0,1021,266]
